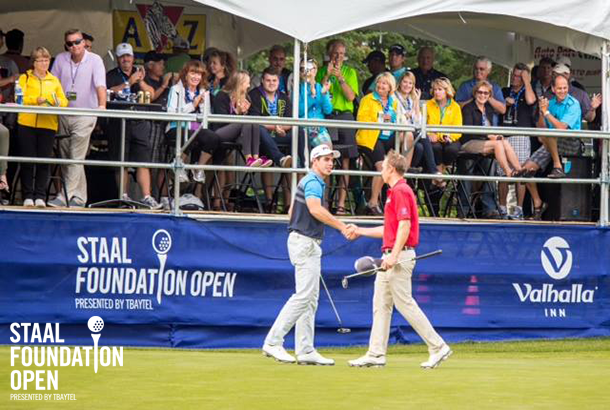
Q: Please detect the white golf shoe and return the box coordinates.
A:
[262,344,296,364]
[348,353,386,368]
[420,344,452,369]
[297,350,335,366]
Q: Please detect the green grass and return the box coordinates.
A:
[2,338,609,410]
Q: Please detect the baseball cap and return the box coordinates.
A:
[363,50,386,64]
[310,145,340,161]
[144,51,166,63]
[556,56,572,67]
[116,43,134,57]
[388,44,406,56]
[553,63,570,75]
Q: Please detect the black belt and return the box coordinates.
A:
[331,110,352,116]
[383,247,414,254]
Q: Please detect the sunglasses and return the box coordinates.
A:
[65,39,83,47]
[476,90,491,95]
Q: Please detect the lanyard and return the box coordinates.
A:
[439,99,450,123]
[185,88,201,111]
[70,59,82,91]
[510,87,524,113]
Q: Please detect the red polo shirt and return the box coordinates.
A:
[382,179,419,251]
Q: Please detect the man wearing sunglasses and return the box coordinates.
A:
[49,29,106,208]
[455,56,506,116]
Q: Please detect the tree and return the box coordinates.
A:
[245,30,508,92]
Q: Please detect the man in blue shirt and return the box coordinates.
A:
[521,74,582,219]
[263,145,356,365]
[456,56,506,116]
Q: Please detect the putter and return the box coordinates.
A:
[341,249,443,289]
[319,274,351,333]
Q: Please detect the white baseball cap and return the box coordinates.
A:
[556,56,572,67]
[553,63,571,75]
[116,43,134,57]
[310,144,340,161]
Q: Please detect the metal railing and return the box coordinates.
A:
[0,104,608,225]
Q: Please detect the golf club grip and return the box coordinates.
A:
[413,250,442,261]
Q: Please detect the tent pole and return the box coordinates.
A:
[600,41,610,227]
[291,38,301,202]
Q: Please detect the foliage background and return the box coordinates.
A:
[246,30,509,93]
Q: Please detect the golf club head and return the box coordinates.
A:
[354,256,383,276]
[337,327,351,334]
[341,278,349,289]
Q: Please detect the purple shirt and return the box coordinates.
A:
[51,50,106,109]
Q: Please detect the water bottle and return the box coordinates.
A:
[122,81,131,100]
[14,80,23,105]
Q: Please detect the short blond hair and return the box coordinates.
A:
[430,77,455,99]
[30,47,51,63]
[384,150,407,175]
[472,80,493,98]
[376,72,397,94]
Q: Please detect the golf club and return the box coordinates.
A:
[341,249,443,289]
[319,274,351,333]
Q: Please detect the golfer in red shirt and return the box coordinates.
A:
[348,151,452,368]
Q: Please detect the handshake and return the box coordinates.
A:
[341,224,360,241]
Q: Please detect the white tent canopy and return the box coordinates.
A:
[200,0,610,58]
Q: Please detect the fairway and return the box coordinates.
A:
[2,338,610,410]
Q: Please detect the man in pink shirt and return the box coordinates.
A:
[49,28,106,207]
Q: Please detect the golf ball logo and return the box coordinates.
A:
[541,237,572,280]
[152,229,172,255]
[88,316,104,333]
[88,316,104,373]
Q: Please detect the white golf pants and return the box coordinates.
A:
[265,231,321,356]
[368,249,445,357]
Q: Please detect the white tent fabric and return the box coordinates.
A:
[199,0,610,57]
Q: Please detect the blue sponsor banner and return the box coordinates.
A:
[0,210,609,348]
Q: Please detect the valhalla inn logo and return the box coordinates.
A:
[512,237,598,317]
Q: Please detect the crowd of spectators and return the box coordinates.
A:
[0,28,603,220]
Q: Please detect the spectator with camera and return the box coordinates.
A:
[316,39,359,214]
[17,47,68,207]
[105,43,160,209]
[49,28,106,208]
[499,63,537,220]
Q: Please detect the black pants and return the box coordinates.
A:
[431,141,461,166]
[17,125,55,200]
[166,128,219,158]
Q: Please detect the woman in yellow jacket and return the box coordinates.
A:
[17,47,68,207]
[356,72,400,215]
[426,77,462,187]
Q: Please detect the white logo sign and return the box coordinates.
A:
[541,237,572,280]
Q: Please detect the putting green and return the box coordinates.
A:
[2,338,609,409]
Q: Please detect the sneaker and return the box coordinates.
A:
[142,195,162,210]
[509,206,524,220]
[160,196,171,211]
[260,156,273,167]
[548,167,567,179]
[23,198,34,207]
[176,168,189,183]
[297,350,335,366]
[34,199,46,208]
[193,170,206,183]
[532,202,548,221]
[498,206,508,220]
[279,155,292,168]
[69,196,86,208]
[421,344,452,369]
[348,353,386,368]
[122,193,134,202]
[47,196,67,208]
[262,344,296,364]
[247,157,263,167]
